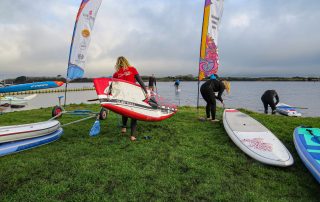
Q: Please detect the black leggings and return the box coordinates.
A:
[200,89,217,120]
[122,116,137,136]
[261,98,276,114]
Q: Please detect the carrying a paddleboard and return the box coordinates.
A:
[276,103,302,117]
[294,126,320,183]
[223,109,293,167]
[93,78,177,122]
[0,128,63,157]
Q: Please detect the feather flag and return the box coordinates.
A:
[67,0,102,80]
[198,0,224,80]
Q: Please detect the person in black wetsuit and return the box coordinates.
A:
[174,79,180,91]
[200,74,225,122]
[261,90,279,114]
[148,74,157,92]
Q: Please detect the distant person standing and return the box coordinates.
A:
[148,74,157,92]
[174,79,180,91]
[261,90,279,114]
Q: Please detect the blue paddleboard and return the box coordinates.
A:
[293,127,320,183]
[0,81,64,93]
[0,128,63,157]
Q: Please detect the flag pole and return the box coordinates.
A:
[63,81,68,107]
[197,0,207,112]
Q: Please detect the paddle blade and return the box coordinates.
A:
[89,120,100,137]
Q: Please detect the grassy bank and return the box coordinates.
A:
[0,104,320,201]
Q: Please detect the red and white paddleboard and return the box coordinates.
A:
[0,120,60,143]
[223,109,293,167]
[93,78,177,122]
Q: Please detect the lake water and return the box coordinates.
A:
[1,81,319,117]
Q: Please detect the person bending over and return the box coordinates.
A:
[148,74,157,92]
[200,74,225,122]
[113,56,148,141]
[261,90,279,114]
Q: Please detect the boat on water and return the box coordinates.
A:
[0,120,60,143]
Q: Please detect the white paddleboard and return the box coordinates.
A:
[0,120,60,143]
[223,109,293,167]
[0,94,37,105]
[276,103,302,117]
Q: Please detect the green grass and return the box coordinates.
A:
[0,104,320,201]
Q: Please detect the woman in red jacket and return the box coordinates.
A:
[113,56,148,141]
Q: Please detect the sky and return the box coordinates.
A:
[0,0,319,79]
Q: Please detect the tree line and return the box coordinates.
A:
[1,75,320,84]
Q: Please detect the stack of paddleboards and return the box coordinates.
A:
[223,109,293,167]
[276,103,302,117]
[294,126,320,183]
[0,120,63,157]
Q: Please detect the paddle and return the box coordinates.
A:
[291,107,308,109]
[89,116,101,137]
[278,105,308,109]
[87,98,99,102]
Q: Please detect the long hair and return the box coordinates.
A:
[222,80,231,94]
[115,56,131,71]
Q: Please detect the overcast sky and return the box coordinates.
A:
[0,0,319,79]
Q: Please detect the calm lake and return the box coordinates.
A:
[1,81,319,117]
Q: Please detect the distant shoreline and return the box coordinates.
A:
[1,76,319,84]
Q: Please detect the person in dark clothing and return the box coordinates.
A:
[200,74,225,122]
[261,90,279,114]
[148,74,157,92]
[174,79,180,91]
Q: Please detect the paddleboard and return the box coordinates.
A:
[293,126,320,183]
[93,78,177,122]
[223,109,293,167]
[0,94,37,105]
[0,81,64,93]
[0,128,63,157]
[276,103,302,117]
[0,120,60,143]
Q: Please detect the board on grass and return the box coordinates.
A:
[223,109,293,167]
[276,103,302,117]
[0,120,60,143]
[294,127,320,183]
[0,128,63,157]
